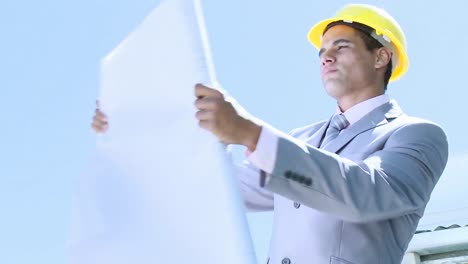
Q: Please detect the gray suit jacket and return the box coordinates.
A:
[238,100,448,264]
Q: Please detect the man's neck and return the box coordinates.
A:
[337,88,385,112]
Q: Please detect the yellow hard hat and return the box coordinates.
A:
[307,4,409,82]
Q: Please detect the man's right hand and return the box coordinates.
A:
[91,100,109,133]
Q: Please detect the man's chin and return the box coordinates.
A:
[323,79,346,97]
[323,78,340,88]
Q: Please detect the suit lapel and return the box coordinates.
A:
[307,118,332,147]
[323,100,403,153]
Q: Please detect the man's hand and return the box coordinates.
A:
[194,84,261,151]
[91,100,109,133]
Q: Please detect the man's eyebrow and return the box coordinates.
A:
[318,39,352,57]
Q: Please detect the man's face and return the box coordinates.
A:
[319,25,377,100]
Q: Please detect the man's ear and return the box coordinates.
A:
[375,47,392,70]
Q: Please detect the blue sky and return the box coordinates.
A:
[1,0,467,263]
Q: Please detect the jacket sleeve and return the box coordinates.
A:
[260,122,448,223]
[235,160,274,212]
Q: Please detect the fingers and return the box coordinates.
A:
[195,110,215,121]
[195,96,229,111]
[91,107,109,133]
[91,121,108,133]
[197,120,212,130]
[94,108,108,122]
[195,83,224,99]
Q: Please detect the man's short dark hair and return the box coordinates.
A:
[356,30,392,90]
[324,21,393,90]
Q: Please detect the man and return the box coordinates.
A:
[92,4,448,264]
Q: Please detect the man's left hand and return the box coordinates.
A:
[194,84,261,151]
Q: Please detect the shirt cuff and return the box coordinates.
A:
[247,125,278,174]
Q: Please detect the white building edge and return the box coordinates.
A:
[402,155,468,264]
[403,225,468,263]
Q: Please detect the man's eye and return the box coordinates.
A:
[337,46,348,50]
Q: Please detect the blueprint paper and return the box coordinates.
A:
[69,0,256,263]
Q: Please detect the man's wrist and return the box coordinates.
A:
[242,119,262,152]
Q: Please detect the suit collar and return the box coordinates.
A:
[339,94,390,125]
[320,100,403,153]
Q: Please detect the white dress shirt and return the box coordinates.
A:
[247,94,390,174]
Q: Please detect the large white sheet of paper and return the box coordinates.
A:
[69,0,256,263]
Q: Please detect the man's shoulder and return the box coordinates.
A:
[395,114,445,132]
[388,113,448,144]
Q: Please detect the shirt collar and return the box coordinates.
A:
[335,94,390,125]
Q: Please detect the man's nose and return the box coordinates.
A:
[321,50,336,65]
